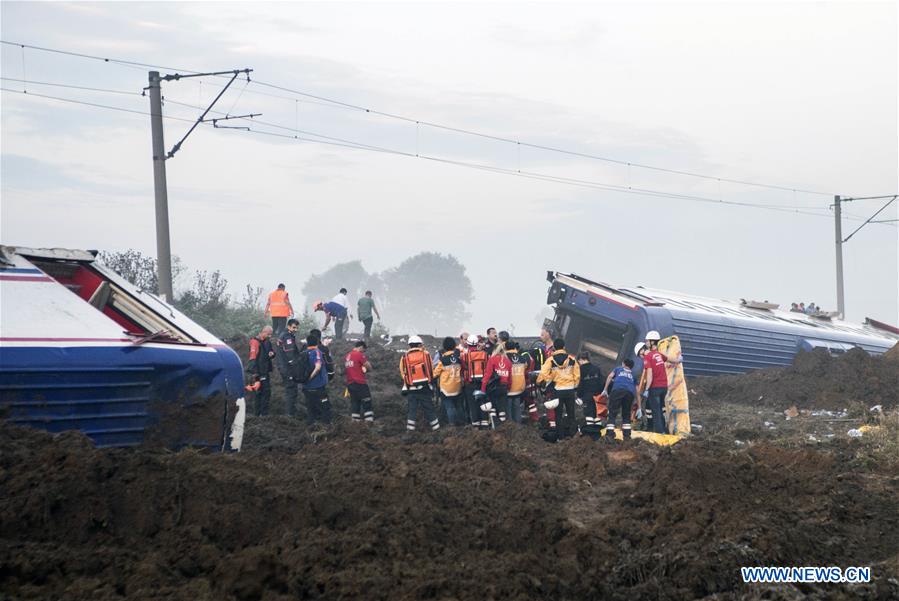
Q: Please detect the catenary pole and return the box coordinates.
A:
[148,71,174,302]
[834,195,844,318]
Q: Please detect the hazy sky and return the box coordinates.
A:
[2,0,897,334]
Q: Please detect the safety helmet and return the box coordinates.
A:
[634,342,647,356]
[645,330,661,342]
[408,335,423,345]
[466,334,479,346]
[544,398,560,410]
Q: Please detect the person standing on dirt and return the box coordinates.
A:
[483,344,512,424]
[277,319,302,417]
[484,327,499,355]
[576,351,604,434]
[303,328,336,380]
[264,284,294,336]
[639,331,669,434]
[345,340,374,422]
[303,334,332,426]
[246,326,275,416]
[602,358,636,441]
[433,336,464,426]
[537,338,581,438]
[400,335,440,432]
[506,342,532,424]
[357,290,381,342]
[330,288,351,339]
[461,334,489,428]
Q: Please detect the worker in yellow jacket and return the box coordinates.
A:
[433,336,464,426]
[537,337,581,438]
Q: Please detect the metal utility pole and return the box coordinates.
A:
[832,193,897,320]
[146,68,258,302]
[833,195,844,319]
[148,71,173,302]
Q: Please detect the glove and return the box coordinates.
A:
[642,391,649,400]
[544,398,559,410]
[575,397,584,406]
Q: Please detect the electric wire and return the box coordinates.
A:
[2,39,836,198]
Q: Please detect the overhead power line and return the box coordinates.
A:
[4,84,896,229]
[2,38,836,199]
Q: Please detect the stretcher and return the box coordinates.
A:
[658,335,691,436]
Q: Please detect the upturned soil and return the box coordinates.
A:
[2,340,898,600]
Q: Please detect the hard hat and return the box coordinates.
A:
[634,342,646,356]
[544,398,560,410]
[466,334,479,346]
[645,330,661,342]
[408,335,423,345]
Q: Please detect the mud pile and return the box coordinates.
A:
[690,346,899,411]
[2,418,898,600]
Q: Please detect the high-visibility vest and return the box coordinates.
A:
[508,353,529,396]
[268,290,291,317]
[401,349,433,388]
[465,349,487,381]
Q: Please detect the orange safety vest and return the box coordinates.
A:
[465,349,487,381]
[268,290,291,317]
[401,348,433,388]
[508,353,529,396]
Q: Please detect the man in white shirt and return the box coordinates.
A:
[330,288,350,339]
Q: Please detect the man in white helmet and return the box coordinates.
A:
[399,335,440,432]
[638,331,669,434]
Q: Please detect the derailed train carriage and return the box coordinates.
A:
[545,271,899,377]
[0,246,246,450]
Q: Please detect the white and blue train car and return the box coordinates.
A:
[545,272,899,377]
[0,246,246,450]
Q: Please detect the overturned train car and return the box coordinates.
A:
[0,246,246,450]
[545,272,899,377]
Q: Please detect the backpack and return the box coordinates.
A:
[294,349,315,384]
[466,349,487,381]
[402,349,433,387]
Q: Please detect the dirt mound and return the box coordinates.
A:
[883,342,899,364]
[690,347,899,411]
[2,417,898,600]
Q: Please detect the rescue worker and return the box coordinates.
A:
[264,284,293,336]
[277,319,301,417]
[433,336,464,426]
[246,326,275,416]
[400,335,439,432]
[537,338,581,438]
[303,328,335,380]
[603,358,636,441]
[520,345,544,423]
[461,334,489,428]
[505,342,531,424]
[639,331,669,434]
[314,300,348,341]
[357,290,381,342]
[576,351,604,434]
[345,340,374,422]
[538,326,555,355]
[493,330,510,356]
[303,334,332,426]
[483,344,512,424]
[330,288,350,339]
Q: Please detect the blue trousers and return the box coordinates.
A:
[647,387,668,434]
[441,393,464,426]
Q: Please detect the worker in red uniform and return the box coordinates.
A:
[639,330,669,434]
[461,334,488,428]
[482,345,512,425]
[264,284,294,336]
[246,325,275,416]
[345,340,374,422]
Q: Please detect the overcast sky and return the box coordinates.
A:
[2,0,897,333]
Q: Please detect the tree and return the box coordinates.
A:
[380,252,473,334]
[97,250,184,295]
[301,260,374,314]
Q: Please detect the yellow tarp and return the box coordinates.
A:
[602,428,683,446]
[658,335,691,436]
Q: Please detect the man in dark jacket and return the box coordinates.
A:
[576,351,605,437]
[247,326,275,416]
[277,319,301,417]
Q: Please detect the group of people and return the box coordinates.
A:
[250,284,677,440]
[790,301,821,314]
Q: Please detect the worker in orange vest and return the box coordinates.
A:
[400,335,440,432]
[264,283,294,336]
